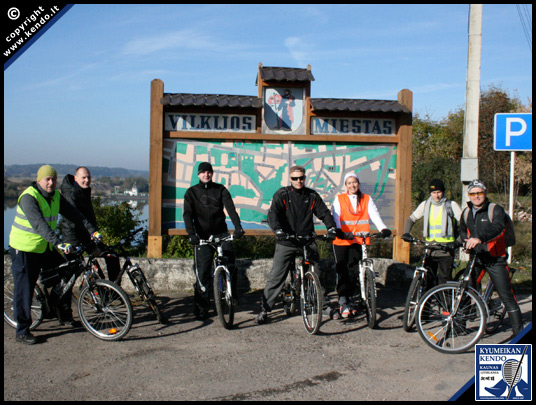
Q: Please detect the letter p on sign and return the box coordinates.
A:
[494,113,532,151]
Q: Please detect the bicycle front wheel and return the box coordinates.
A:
[78,279,133,341]
[213,267,234,329]
[417,284,486,354]
[363,267,377,329]
[301,269,323,335]
[402,273,423,332]
[4,275,44,331]
[130,269,167,324]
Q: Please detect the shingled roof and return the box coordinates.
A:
[257,65,315,83]
[161,93,262,108]
[310,98,411,113]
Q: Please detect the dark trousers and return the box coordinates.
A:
[261,242,320,312]
[10,247,68,335]
[332,244,362,303]
[193,241,236,315]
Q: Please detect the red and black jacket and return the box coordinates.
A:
[267,186,335,246]
[459,199,508,262]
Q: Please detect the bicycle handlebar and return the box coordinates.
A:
[403,236,460,251]
[199,233,234,246]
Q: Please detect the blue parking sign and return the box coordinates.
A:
[494,113,532,151]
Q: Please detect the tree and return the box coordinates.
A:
[411,114,463,203]
[92,196,144,247]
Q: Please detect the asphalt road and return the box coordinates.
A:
[4,286,532,401]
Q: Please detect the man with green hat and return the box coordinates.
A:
[401,179,462,284]
[8,164,101,344]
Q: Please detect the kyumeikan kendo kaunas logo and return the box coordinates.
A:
[476,344,531,401]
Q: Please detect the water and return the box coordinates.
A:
[4,199,149,250]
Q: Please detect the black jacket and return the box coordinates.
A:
[268,186,335,246]
[59,174,97,248]
[183,181,242,239]
[459,199,507,261]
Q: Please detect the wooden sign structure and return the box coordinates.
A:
[149,64,413,262]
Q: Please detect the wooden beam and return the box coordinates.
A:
[393,89,413,263]
[148,79,164,258]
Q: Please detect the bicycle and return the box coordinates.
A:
[280,233,326,335]
[416,247,514,354]
[4,246,133,341]
[198,233,235,329]
[92,228,168,324]
[401,237,456,332]
[339,232,384,329]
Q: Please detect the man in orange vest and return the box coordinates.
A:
[332,172,391,318]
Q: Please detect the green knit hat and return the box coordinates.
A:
[36,165,57,182]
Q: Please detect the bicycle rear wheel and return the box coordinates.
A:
[402,272,424,332]
[78,279,133,341]
[4,275,44,331]
[130,268,167,324]
[301,269,323,335]
[213,267,234,329]
[363,267,377,329]
[417,284,486,354]
[484,288,506,334]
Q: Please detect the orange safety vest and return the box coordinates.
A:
[333,193,371,246]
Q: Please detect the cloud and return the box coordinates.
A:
[284,36,314,66]
[122,29,247,57]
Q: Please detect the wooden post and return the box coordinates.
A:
[148,79,164,258]
[393,89,413,264]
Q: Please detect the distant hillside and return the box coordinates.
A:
[4,164,148,179]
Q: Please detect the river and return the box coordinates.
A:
[4,198,149,251]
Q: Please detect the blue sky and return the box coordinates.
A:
[4,4,532,171]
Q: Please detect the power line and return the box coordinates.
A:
[516,4,532,53]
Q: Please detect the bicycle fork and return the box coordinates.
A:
[359,259,376,301]
[215,265,232,301]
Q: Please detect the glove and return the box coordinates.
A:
[189,234,200,245]
[275,229,287,242]
[381,228,392,238]
[234,227,245,239]
[326,227,337,241]
[401,233,413,242]
[91,231,103,241]
[57,242,72,254]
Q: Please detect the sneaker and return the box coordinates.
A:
[16,333,38,345]
[255,310,267,324]
[348,302,359,317]
[340,304,351,319]
[60,319,82,328]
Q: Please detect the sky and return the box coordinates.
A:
[4,4,532,171]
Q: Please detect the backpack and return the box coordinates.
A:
[462,203,516,247]
[444,199,459,238]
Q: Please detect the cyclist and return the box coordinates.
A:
[59,166,121,282]
[8,165,101,344]
[332,172,391,318]
[255,165,337,324]
[183,162,245,320]
[401,179,461,284]
[459,179,523,337]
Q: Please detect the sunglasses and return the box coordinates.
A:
[291,176,306,181]
[468,191,485,197]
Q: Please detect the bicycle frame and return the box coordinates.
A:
[198,234,234,294]
[353,232,377,302]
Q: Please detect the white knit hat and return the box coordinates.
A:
[344,172,359,184]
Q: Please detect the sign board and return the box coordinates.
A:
[494,113,532,151]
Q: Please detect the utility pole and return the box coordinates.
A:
[460,4,483,207]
